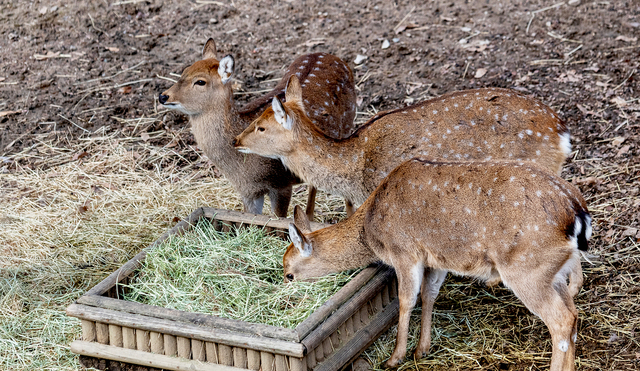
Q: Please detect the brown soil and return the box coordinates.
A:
[1,0,638,370]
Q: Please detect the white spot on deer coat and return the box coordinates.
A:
[558,340,569,352]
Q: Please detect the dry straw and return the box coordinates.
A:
[1,107,638,370]
[0,125,347,370]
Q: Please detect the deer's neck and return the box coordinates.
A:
[284,125,368,204]
[312,211,378,271]
[189,92,254,167]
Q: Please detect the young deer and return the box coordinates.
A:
[234,76,571,207]
[159,39,356,217]
[285,159,591,371]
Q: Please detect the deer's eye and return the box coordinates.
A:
[257,127,266,132]
[194,80,206,86]
[286,273,294,281]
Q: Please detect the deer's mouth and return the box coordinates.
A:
[161,102,195,115]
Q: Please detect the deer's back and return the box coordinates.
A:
[351,88,569,192]
[241,53,356,139]
[363,159,586,273]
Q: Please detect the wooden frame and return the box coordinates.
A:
[67,207,399,371]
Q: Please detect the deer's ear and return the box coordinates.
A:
[218,55,234,84]
[285,75,303,107]
[288,223,312,257]
[293,205,312,233]
[272,97,293,130]
[202,38,218,60]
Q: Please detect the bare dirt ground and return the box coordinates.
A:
[1,0,639,370]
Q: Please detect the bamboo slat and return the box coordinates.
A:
[290,357,306,371]
[165,334,178,356]
[81,320,96,342]
[323,337,333,358]
[247,349,261,370]
[136,329,150,352]
[71,340,249,371]
[96,322,109,344]
[193,339,206,361]
[330,331,340,353]
[315,344,324,362]
[233,347,247,368]
[338,323,348,346]
[122,327,136,349]
[390,277,398,299]
[275,354,288,371]
[177,336,191,359]
[382,285,390,307]
[359,305,370,327]
[219,344,233,366]
[345,317,354,338]
[206,342,218,363]
[150,331,164,355]
[306,348,316,370]
[300,267,394,352]
[351,310,361,333]
[261,352,275,371]
[373,292,383,314]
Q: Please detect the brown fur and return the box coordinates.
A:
[235,77,571,206]
[159,39,356,217]
[285,160,590,370]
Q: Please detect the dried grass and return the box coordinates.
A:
[1,110,638,370]
[0,128,345,370]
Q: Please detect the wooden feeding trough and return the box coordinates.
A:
[67,207,399,371]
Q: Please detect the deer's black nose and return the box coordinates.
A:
[232,138,238,146]
[158,94,169,104]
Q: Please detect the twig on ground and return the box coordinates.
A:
[58,114,89,133]
[393,6,416,34]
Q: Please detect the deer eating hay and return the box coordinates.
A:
[284,159,591,371]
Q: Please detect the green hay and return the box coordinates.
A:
[123,220,361,329]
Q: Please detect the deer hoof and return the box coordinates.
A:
[384,357,403,369]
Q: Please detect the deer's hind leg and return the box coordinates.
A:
[501,258,578,371]
[566,252,583,298]
[414,268,447,359]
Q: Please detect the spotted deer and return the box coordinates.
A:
[234,76,571,207]
[159,39,356,217]
[285,159,591,371]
